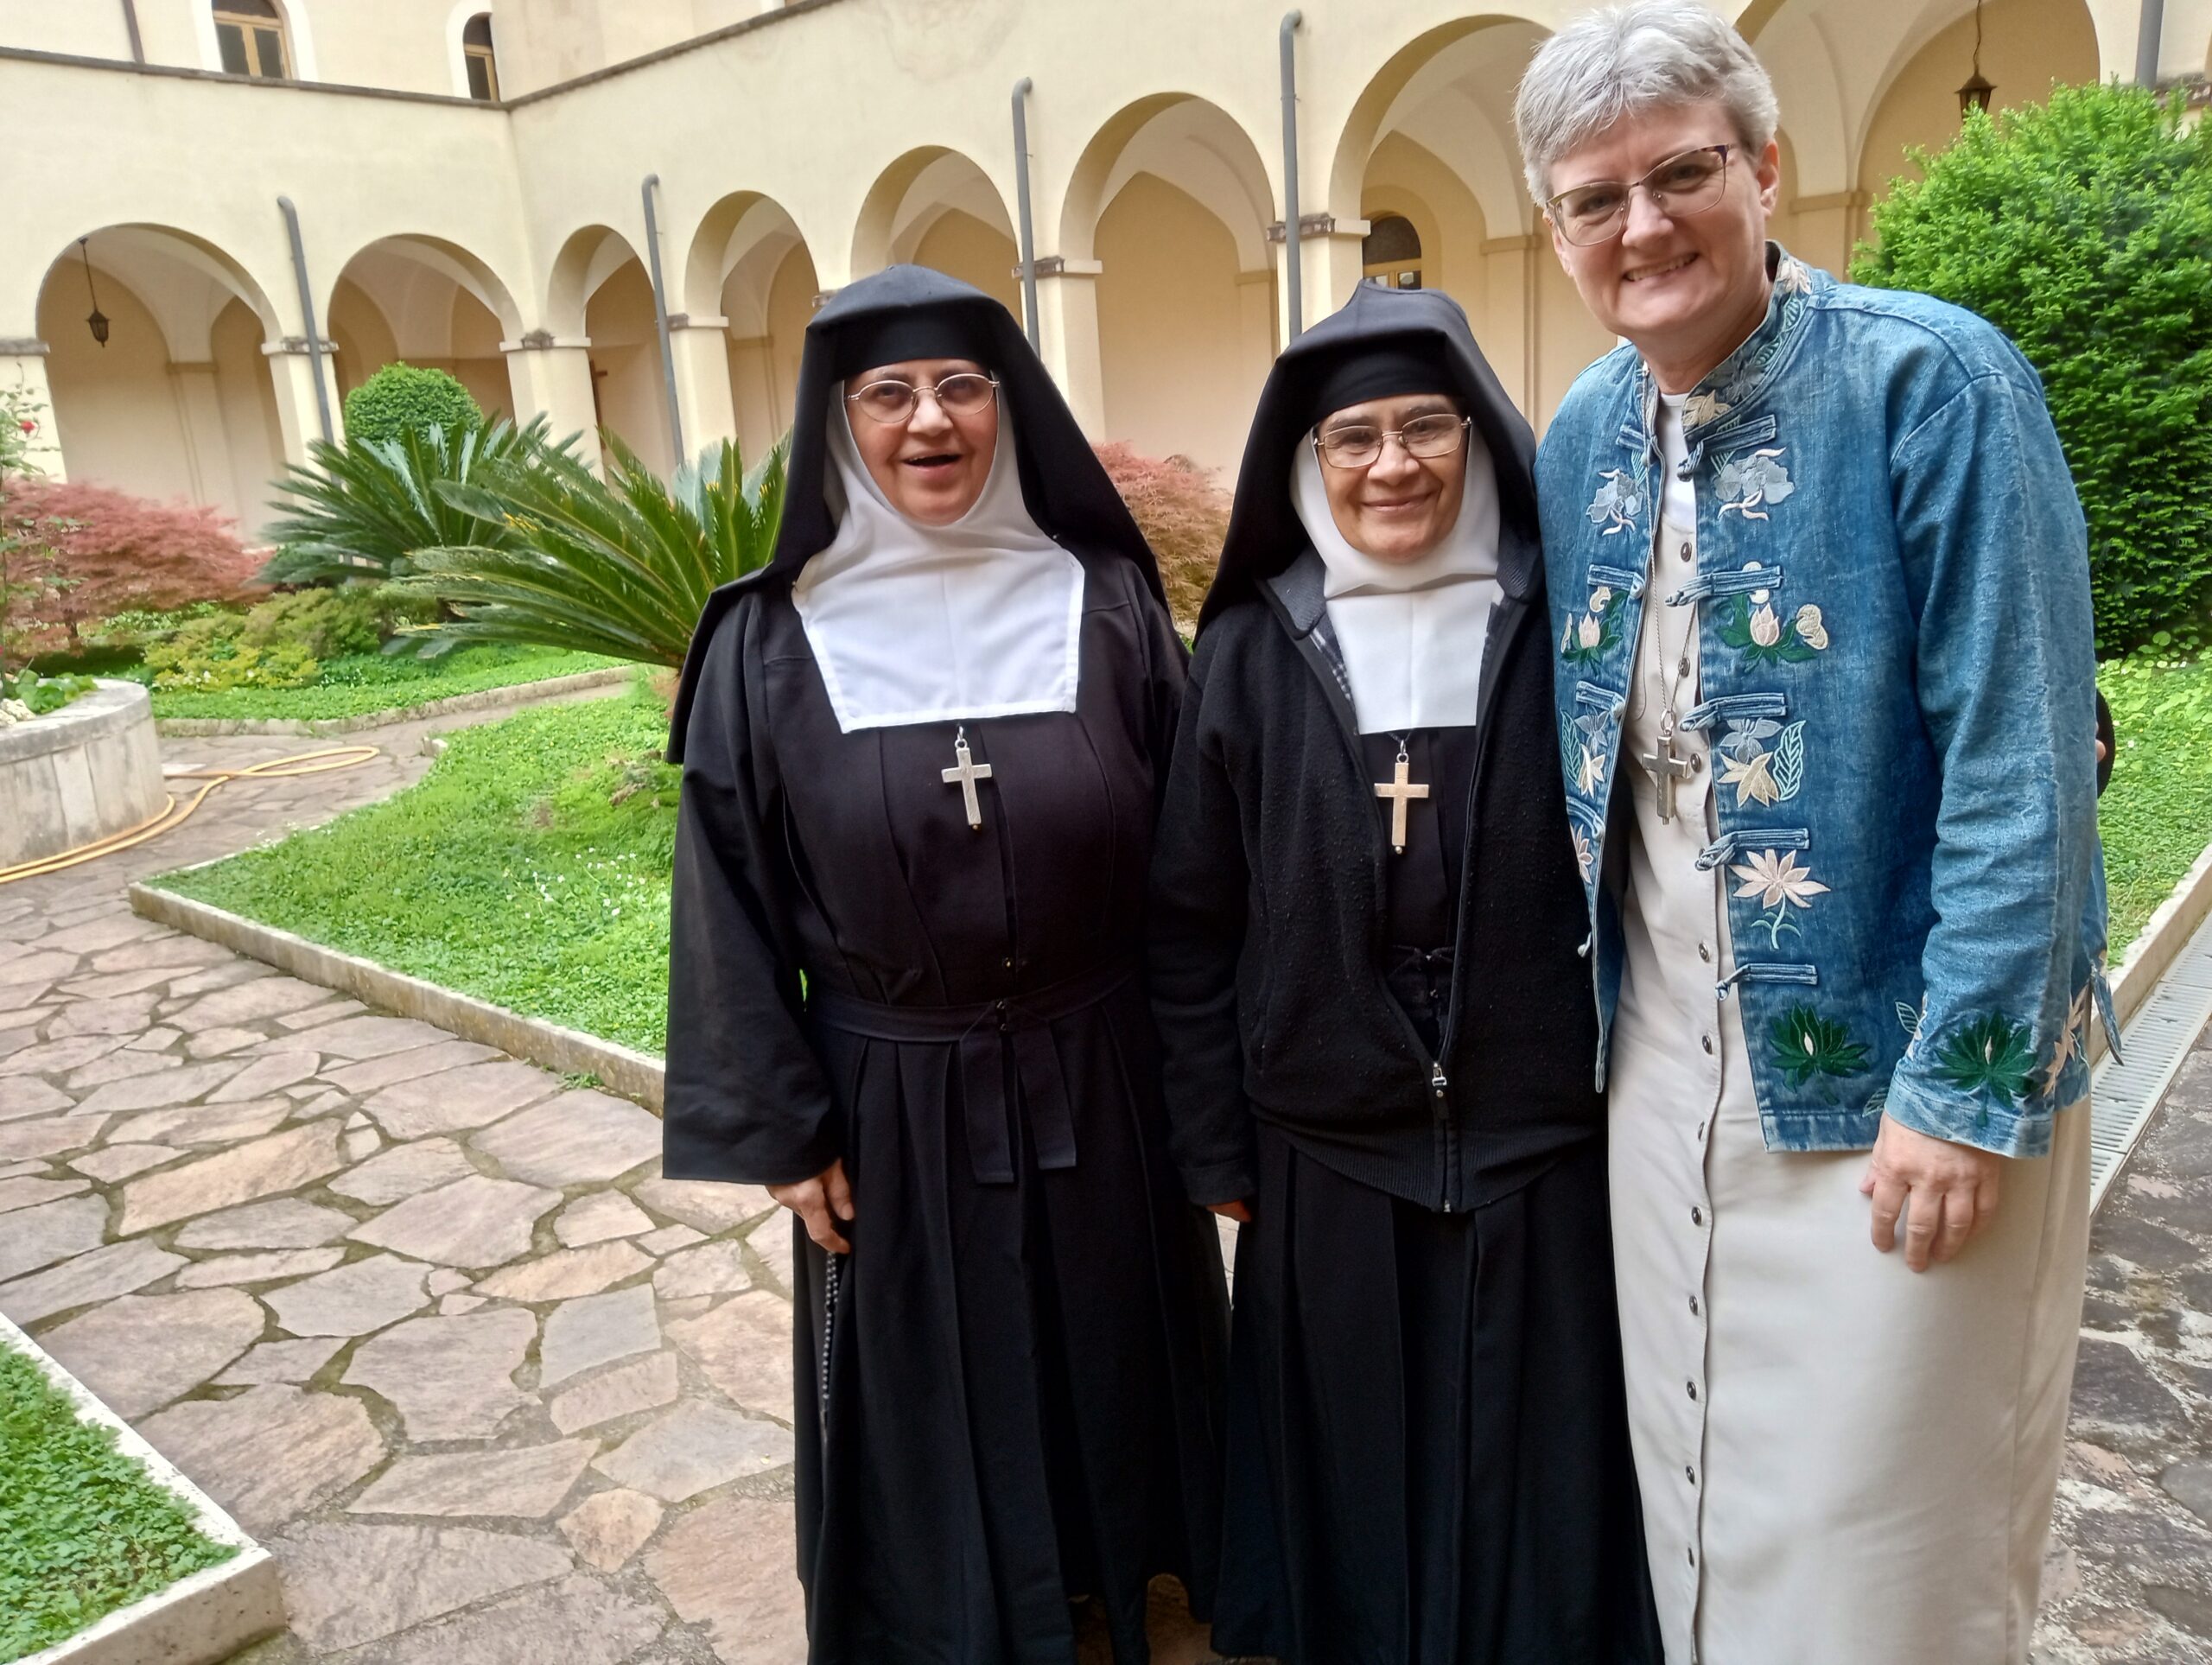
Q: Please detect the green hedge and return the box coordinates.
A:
[341,364,483,448]
[1853,83,2212,656]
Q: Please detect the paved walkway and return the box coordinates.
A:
[0,691,2202,1663]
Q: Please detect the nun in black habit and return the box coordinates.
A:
[1149,282,1659,1663]
[664,265,1228,1665]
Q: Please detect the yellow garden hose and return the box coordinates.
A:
[0,745,383,887]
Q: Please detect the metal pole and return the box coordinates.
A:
[1012,78,1042,352]
[276,196,334,446]
[118,0,145,63]
[1279,11,1304,341]
[2135,0,2166,86]
[641,174,687,464]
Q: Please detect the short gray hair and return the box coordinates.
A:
[1513,2,1779,204]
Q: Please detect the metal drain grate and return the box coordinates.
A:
[2089,907,2212,1212]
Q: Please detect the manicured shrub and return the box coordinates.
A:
[0,479,262,664]
[1853,83,2212,654]
[341,364,482,448]
[1093,442,1230,629]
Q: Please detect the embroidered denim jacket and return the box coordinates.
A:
[1537,247,2111,1158]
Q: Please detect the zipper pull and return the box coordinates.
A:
[1431,1062,1447,1095]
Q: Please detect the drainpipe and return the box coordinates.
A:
[118,0,145,63]
[1012,78,1041,352]
[1279,11,1304,340]
[276,196,334,446]
[641,174,687,464]
[2135,0,2165,87]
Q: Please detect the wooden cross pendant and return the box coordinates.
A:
[1640,713,1695,823]
[940,727,995,831]
[1374,747,1430,855]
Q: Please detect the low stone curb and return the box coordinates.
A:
[127,883,667,1111]
[2096,834,2212,1063]
[151,665,637,738]
[0,1311,283,1665]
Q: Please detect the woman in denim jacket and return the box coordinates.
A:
[1515,6,2107,1661]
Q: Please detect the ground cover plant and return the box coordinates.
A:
[1854,82,2212,654]
[152,683,677,1050]
[135,641,620,720]
[0,1342,235,1662]
[2097,656,2212,953]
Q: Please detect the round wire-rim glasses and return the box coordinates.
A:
[845,372,1000,424]
[1314,413,1471,470]
[1545,144,1735,247]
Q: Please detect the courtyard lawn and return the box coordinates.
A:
[2098,657,2212,956]
[0,1343,236,1663]
[145,663,2211,1060]
[137,643,625,722]
[149,683,678,1053]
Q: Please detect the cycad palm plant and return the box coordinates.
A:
[397,432,786,666]
[259,416,562,588]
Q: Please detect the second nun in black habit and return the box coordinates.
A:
[664,265,1228,1664]
[1149,282,1659,1663]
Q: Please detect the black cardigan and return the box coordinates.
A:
[1147,550,1605,1214]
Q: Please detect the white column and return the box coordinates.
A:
[1032,257,1105,437]
[1785,192,1870,278]
[502,332,602,473]
[665,313,739,460]
[262,338,343,467]
[166,361,236,506]
[1272,214,1370,339]
[0,340,65,480]
[1481,235,1541,422]
[724,334,783,461]
[1236,266,1278,374]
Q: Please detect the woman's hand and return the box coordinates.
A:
[1207,1199,1254,1223]
[771,1159,855,1255]
[1859,1116,2003,1273]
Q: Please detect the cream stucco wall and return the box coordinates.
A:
[0,0,2143,531]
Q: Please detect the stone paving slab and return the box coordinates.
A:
[14,701,2196,1664]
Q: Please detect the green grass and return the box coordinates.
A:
[138,644,623,721]
[0,1344,236,1663]
[2098,657,2212,956]
[152,685,678,1052]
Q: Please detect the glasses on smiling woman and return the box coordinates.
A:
[1544,143,1735,247]
[1315,413,1470,470]
[845,372,1000,425]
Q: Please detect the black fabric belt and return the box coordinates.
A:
[806,956,1137,1185]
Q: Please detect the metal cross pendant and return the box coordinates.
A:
[1640,708,1695,823]
[940,726,995,831]
[1374,746,1430,855]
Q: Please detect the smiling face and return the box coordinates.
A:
[1544,102,1781,393]
[1316,392,1469,563]
[845,358,999,526]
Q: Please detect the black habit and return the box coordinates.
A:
[665,266,1227,1665]
[1148,282,1660,1663]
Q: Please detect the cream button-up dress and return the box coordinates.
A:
[1607,395,2093,1665]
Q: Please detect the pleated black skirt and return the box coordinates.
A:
[791,982,1229,1665]
[1211,1126,1661,1665]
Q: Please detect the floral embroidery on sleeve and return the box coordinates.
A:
[1933,1013,2037,1103]
[1767,1004,1871,1085]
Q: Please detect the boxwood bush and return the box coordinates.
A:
[341,364,483,448]
[1853,83,2212,656]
